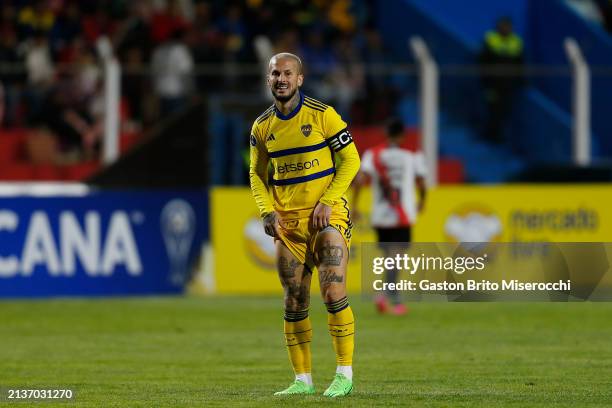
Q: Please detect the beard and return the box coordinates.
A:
[271,86,297,102]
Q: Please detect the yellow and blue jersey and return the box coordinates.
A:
[249,92,360,219]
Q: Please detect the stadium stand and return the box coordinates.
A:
[1,0,611,183]
[377,0,612,182]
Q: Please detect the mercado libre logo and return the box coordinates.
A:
[444,204,503,243]
[508,207,598,240]
[243,215,276,270]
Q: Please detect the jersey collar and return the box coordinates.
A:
[274,91,303,120]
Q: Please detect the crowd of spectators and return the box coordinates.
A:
[0,0,399,154]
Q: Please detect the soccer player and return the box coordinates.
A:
[249,53,360,397]
[353,118,427,315]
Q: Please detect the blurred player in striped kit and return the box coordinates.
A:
[353,118,427,315]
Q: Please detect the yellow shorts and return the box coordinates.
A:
[276,202,353,266]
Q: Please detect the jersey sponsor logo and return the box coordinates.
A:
[327,129,353,152]
[276,158,320,174]
[266,134,275,142]
[301,124,312,137]
[250,134,257,146]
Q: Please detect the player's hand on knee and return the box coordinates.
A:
[312,202,331,229]
[263,211,280,238]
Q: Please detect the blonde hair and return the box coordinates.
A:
[268,52,303,74]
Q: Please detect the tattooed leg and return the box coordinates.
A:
[314,228,348,303]
[315,227,355,374]
[275,241,314,379]
[276,241,311,311]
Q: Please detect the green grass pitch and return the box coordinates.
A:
[1,296,611,407]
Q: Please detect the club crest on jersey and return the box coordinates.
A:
[250,134,257,146]
[301,124,312,137]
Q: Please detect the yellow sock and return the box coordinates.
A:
[326,297,355,366]
[283,310,312,374]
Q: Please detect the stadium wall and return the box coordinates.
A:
[211,186,612,294]
[89,102,209,188]
[529,0,612,157]
[407,0,528,52]
[376,0,575,167]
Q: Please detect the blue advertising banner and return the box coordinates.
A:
[0,188,208,297]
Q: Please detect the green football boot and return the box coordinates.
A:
[323,373,353,397]
[274,379,315,396]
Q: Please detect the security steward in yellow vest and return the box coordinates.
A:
[479,17,524,143]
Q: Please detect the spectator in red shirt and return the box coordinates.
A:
[150,0,189,44]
